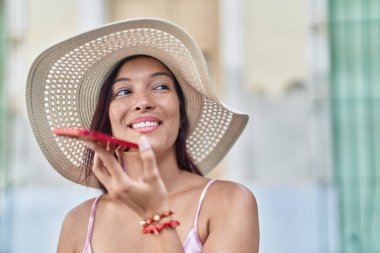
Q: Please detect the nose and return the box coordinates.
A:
[133,91,155,111]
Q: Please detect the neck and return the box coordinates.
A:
[120,148,183,193]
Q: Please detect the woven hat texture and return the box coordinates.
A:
[26,18,248,188]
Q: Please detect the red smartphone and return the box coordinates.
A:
[53,128,139,149]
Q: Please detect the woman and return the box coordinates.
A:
[26,18,259,253]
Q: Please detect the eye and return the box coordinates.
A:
[115,88,132,97]
[153,84,169,90]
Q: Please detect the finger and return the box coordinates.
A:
[92,149,103,171]
[95,140,107,149]
[115,149,127,172]
[108,143,127,171]
[91,152,112,185]
[85,140,124,178]
[139,135,159,181]
[116,144,127,152]
[106,141,117,152]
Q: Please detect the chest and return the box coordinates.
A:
[82,193,206,253]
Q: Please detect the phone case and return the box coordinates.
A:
[53,128,139,149]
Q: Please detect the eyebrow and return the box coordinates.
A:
[113,71,174,84]
[150,71,174,80]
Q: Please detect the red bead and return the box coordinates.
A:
[141,218,180,235]
[140,210,175,228]
[156,223,164,230]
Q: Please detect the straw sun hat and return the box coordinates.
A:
[26,18,248,188]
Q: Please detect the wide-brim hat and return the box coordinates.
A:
[26,18,248,188]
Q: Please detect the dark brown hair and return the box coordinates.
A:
[81,55,202,187]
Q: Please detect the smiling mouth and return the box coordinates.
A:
[128,120,162,131]
[130,121,160,129]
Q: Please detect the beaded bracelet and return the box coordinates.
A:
[140,210,175,227]
[142,220,181,235]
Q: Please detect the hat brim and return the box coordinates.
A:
[26,18,248,188]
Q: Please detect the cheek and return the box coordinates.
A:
[166,97,181,127]
[174,107,181,130]
[108,101,128,126]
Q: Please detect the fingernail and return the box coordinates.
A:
[139,135,151,151]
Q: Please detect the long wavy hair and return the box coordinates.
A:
[81,55,202,189]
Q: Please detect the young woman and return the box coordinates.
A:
[26,18,259,253]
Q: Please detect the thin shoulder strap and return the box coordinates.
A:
[83,195,102,252]
[194,179,216,229]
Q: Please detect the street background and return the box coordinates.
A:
[0,0,379,252]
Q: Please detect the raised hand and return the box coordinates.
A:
[84,135,169,218]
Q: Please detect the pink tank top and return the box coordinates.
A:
[82,179,216,253]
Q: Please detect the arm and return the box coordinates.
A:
[57,200,92,253]
[202,182,259,253]
[57,210,79,253]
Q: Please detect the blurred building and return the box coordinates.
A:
[0,0,330,253]
[0,0,379,253]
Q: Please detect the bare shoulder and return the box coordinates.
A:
[201,180,259,252]
[57,197,97,253]
[64,197,96,224]
[207,180,258,211]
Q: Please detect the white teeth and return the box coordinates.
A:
[131,121,159,129]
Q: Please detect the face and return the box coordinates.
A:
[109,56,180,155]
